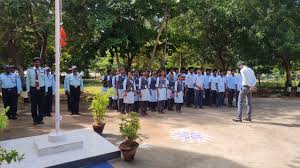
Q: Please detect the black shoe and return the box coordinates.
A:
[244,117,252,122]
[232,118,242,122]
[46,114,52,117]
[33,122,39,125]
[70,113,75,115]
[38,121,44,125]
[76,113,81,115]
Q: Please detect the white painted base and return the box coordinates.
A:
[0,128,120,168]
[34,132,83,156]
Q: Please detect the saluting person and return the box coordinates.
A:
[0,65,22,120]
[45,67,55,117]
[66,66,83,115]
[26,57,48,125]
[139,70,150,115]
[123,71,136,114]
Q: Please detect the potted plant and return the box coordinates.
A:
[119,112,141,161]
[0,107,24,165]
[89,89,113,135]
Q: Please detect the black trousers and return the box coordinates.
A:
[167,99,174,110]
[204,89,211,106]
[66,94,71,112]
[112,99,118,110]
[134,101,140,112]
[30,87,45,122]
[125,103,133,113]
[227,89,235,106]
[70,86,81,114]
[149,102,157,111]
[236,91,240,106]
[176,103,182,112]
[186,88,194,106]
[2,87,18,118]
[210,90,218,106]
[46,87,53,115]
[139,101,148,113]
[158,100,166,113]
[108,97,113,109]
[118,99,125,113]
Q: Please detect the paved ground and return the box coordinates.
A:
[1,97,300,168]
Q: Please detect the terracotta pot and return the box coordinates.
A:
[119,141,139,161]
[92,123,106,135]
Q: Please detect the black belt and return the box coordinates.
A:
[31,86,45,90]
[243,85,250,88]
[2,87,17,91]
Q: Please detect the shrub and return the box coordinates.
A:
[119,112,141,144]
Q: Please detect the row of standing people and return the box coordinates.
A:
[102,67,244,115]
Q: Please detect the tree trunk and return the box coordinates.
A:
[7,38,26,87]
[39,31,48,65]
[280,55,292,87]
[115,51,120,69]
[126,52,134,72]
[217,49,226,70]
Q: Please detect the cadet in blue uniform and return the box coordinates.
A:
[193,68,204,109]
[45,67,55,116]
[148,71,157,111]
[66,66,83,115]
[204,69,211,106]
[167,72,175,111]
[174,74,184,113]
[116,68,127,113]
[0,65,22,120]
[227,69,237,107]
[156,70,169,114]
[133,71,140,112]
[139,70,150,115]
[64,68,72,113]
[26,57,48,125]
[123,71,136,114]
[209,69,218,107]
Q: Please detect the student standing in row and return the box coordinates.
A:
[185,67,195,107]
[174,74,184,113]
[133,71,140,112]
[123,71,136,114]
[193,68,204,109]
[26,57,48,125]
[116,68,127,114]
[217,70,227,107]
[66,66,83,115]
[0,65,22,120]
[167,73,175,111]
[227,69,237,107]
[156,70,168,114]
[64,68,72,113]
[112,70,119,110]
[148,71,157,111]
[139,70,150,115]
[45,67,55,117]
[209,69,218,107]
[203,69,211,106]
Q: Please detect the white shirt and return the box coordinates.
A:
[193,74,204,90]
[241,66,256,87]
[186,72,195,89]
[217,76,227,92]
[236,74,243,91]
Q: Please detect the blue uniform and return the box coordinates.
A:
[66,73,83,114]
[46,74,55,95]
[0,72,22,119]
[26,66,48,123]
[46,74,55,115]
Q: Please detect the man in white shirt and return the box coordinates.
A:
[233,61,257,122]
[193,68,204,109]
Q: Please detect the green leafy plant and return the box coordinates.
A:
[119,112,141,144]
[89,89,113,125]
[0,107,24,165]
[0,107,9,130]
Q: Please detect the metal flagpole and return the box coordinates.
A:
[49,0,64,142]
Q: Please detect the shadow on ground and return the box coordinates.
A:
[111,146,249,168]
